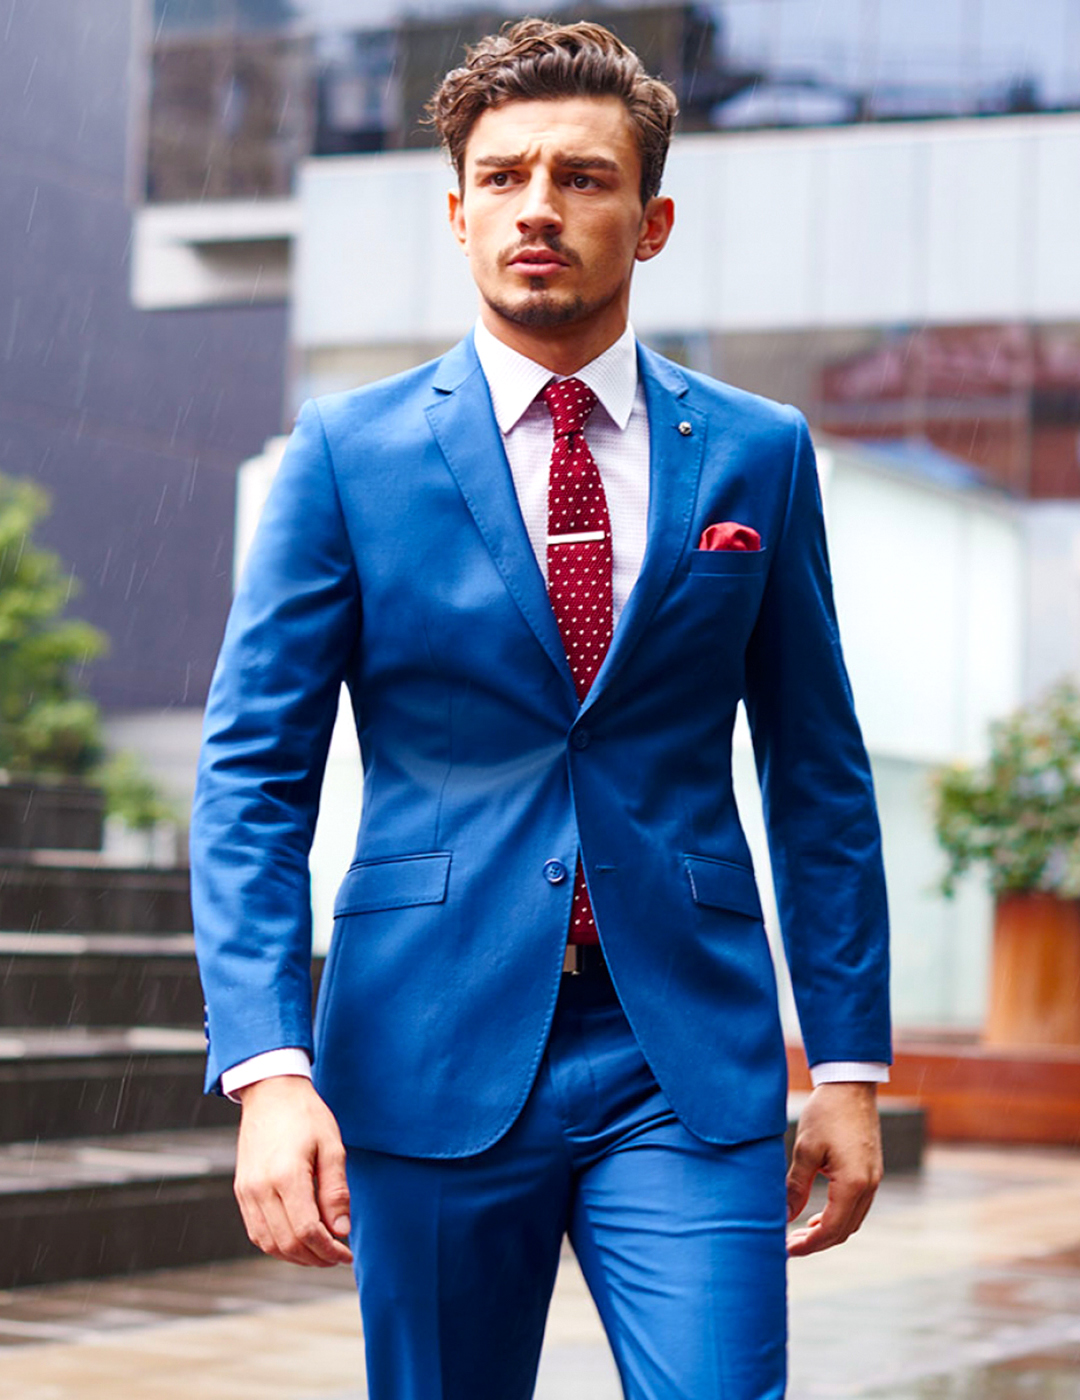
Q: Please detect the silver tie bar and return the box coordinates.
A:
[547,531,606,545]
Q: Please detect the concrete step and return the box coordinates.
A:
[0,930,203,1028]
[0,859,192,932]
[0,1027,236,1142]
[786,1093,926,1172]
[0,1127,250,1288]
[0,781,104,853]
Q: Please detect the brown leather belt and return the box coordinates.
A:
[562,943,608,976]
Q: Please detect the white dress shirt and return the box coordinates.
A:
[220,322,887,1098]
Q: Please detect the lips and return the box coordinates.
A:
[509,248,569,275]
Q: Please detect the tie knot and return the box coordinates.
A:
[541,377,598,439]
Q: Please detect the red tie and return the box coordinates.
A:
[541,377,612,945]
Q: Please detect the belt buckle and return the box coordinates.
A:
[562,944,584,976]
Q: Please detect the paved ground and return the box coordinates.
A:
[0,1144,1078,1398]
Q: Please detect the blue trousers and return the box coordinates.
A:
[345,969,788,1399]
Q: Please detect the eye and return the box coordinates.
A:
[568,173,600,190]
[483,171,515,188]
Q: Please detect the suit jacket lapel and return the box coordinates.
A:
[425,334,577,700]
[583,344,706,712]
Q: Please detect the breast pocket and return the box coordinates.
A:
[687,547,769,579]
[333,852,452,916]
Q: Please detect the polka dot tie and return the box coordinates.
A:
[541,377,612,946]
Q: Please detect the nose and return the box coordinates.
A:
[516,170,562,237]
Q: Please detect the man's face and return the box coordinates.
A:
[449,96,672,340]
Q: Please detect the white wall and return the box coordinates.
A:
[1023,501,1080,699]
[293,112,1080,349]
[820,445,1024,765]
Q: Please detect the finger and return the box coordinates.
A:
[845,1181,879,1238]
[260,1188,337,1268]
[279,1178,353,1267]
[237,1191,279,1260]
[785,1143,819,1222]
[278,1154,352,1266]
[314,1138,353,1244]
[787,1214,831,1256]
[787,1177,862,1256]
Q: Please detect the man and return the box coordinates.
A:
[192,19,890,1400]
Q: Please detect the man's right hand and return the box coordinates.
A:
[233,1075,353,1268]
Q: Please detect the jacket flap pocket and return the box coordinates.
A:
[684,854,762,920]
[334,852,451,916]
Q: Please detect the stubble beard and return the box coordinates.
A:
[484,284,589,329]
[484,267,627,332]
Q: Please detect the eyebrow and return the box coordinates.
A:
[473,153,620,174]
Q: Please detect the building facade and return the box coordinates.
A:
[125,0,1080,1030]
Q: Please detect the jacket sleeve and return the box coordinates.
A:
[190,400,360,1094]
[743,411,891,1069]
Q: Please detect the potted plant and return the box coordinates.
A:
[0,471,175,860]
[932,678,1080,1048]
[98,751,180,867]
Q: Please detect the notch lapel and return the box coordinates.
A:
[583,345,706,711]
[425,336,577,701]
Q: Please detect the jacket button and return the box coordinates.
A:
[571,729,591,750]
[544,860,568,884]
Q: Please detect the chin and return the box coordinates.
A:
[487,289,589,330]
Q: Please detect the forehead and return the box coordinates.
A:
[463,95,639,167]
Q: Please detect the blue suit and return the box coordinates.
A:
[191,332,890,1396]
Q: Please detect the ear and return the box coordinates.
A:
[448,188,467,253]
[635,195,675,264]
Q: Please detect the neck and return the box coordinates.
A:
[477,300,629,376]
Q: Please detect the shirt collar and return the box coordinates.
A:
[473,318,638,434]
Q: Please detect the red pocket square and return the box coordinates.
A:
[698,522,761,552]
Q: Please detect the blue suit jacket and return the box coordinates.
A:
[191,333,891,1157]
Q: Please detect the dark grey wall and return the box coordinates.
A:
[0,0,287,710]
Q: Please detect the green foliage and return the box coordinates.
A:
[0,474,177,833]
[932,679,1080,899]
[95,751,177,831]
[0,473,109,777]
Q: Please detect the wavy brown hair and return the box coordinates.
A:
[426,19,678,206]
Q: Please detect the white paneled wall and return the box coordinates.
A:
[821,446,1023,765]
[294,113,1080,346]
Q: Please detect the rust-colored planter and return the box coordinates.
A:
[984,892,1080,1048]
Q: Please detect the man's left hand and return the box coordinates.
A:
[785,1082,883,1257]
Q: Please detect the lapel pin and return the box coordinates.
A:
[677,421,693,436]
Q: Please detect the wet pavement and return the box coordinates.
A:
[0,1144,1077,1398]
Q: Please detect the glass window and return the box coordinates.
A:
[153,0,298,32]
[141,0,1080,202]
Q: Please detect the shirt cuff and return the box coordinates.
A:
[809,1061,890,1086]
[220,1048,314,1103]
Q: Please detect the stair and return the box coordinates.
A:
[0,930,205,1028]
[0,782,255,1288]
[0,853,193,932]
[0,1026,235,1142]
[0,1128,247,1287]
[0,780,104,852]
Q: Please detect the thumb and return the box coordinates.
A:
[786,1142,817,1222]
[315,1135,351,1239]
